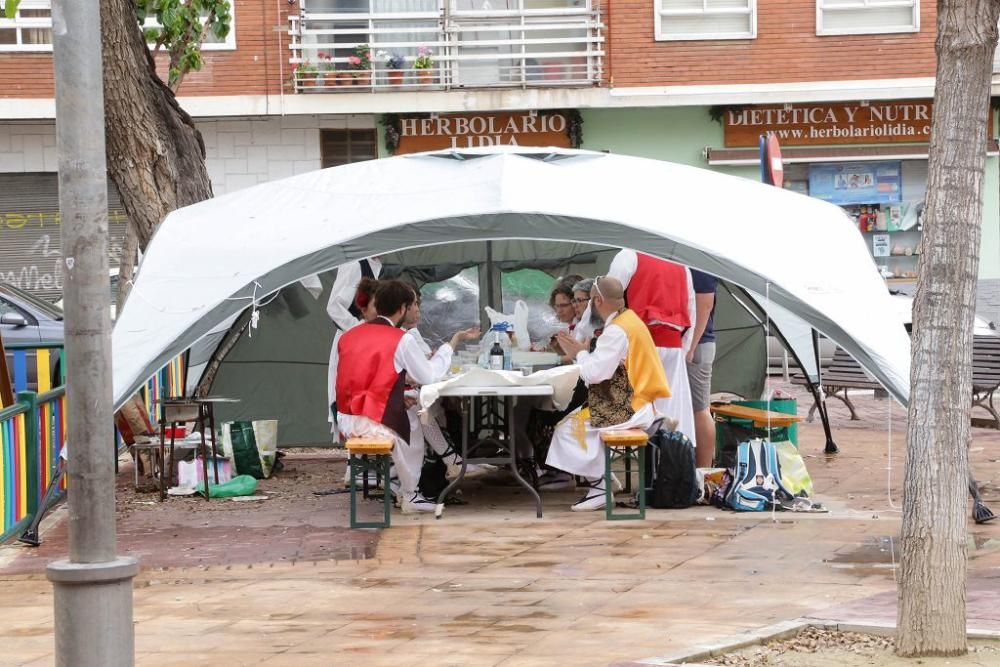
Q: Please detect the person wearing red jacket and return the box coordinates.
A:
[337,280,478,513]
[605,249,698,448]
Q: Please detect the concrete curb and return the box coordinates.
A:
[620,618,1000,666]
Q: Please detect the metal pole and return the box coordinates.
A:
[46,1,138,665]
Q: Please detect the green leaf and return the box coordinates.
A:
[4,0,22,20]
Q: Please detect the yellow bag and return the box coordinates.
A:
[775,440,814,497]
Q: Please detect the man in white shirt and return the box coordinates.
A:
[547,277,671,511]
[603,249,697,448]
[400,289,488,480]
[337,280,478,513]
[327,257,382,439]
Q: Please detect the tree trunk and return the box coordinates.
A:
[898,0,1000,656]
[100,0,213,256]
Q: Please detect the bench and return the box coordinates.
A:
[345,437,394,529]
[793,337,1000,428]
[972,335,1000,428]
[601,429,649,521]
[792,347,880,421]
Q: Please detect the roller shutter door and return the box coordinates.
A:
[0,173,128,302]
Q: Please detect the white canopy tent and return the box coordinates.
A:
[112,147,911,415]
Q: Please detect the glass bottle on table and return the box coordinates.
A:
[489,332,505,370]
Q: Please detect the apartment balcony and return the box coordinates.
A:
[287,2,604,94]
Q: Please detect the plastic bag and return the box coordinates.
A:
[197,474,258,498]
[484,301,532,350]
[775,440,814,497]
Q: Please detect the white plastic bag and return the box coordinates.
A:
[484,300,532,350]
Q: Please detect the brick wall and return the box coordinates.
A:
[0,0,289,99]
[609,0,937,87]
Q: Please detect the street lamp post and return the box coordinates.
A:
[46,1,138,665]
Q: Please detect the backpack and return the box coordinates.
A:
[725,439,795,511]
[647,430,699,509]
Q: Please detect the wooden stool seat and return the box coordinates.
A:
[600,429,650,447]
[345,437,394,529]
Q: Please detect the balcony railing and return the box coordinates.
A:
[288,4,604,93]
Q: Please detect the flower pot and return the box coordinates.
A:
[353,71,372,86]
[416,68,435,85]
[300,73,319,90]
[337,70,352,86]
[387,69,405,86]
[324,70,340,87]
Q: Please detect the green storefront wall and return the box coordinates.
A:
[579,106,1000,280]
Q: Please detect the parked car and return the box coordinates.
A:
[767,292,997,373]
[1,282,64,391]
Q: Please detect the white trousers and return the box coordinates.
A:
[655,347,697,449]
[407,402,452,458]
[338,414,423,496]
[546,403,655,479]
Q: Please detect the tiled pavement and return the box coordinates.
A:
[0,382,998,666]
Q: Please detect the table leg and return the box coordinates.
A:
[435,397,470,519]
[506,396,542,518]
[199,419,210,502]
[207,405,220,484]
[158,419,166,501]
[168,426,177,496]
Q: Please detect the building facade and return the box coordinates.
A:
[2,0,999,302]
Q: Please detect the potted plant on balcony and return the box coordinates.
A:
[413,46,435,85]
[350,44,373,86]
[294,60,319,90]
[379,50,406,86]
[318,52,338,88]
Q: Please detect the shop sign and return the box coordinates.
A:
[391,111,573,154]
[723,101,934,147]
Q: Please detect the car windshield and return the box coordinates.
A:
[0,283,64,320]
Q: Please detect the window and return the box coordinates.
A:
[320,129,378,168]
[816,0,919,36]
[0,1,236,52]
[655,0,756,41]
[0,0,53,52]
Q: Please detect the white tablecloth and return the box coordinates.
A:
[419,366,581,414]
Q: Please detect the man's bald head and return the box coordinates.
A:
[596,276,625,301]
[591,276,625,321]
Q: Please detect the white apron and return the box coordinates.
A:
[654,346,697,449]
[546,402,655,479]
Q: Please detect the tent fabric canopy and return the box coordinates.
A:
[112,147,911,411]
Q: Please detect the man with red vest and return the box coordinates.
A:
[607,249,698,448]
[337,280,479,513]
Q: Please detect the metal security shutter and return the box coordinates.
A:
[0,173,128,302]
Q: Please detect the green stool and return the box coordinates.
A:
[346,438,393,529]
[601,429,649,521]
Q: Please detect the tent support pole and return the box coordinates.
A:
[811,329,839,454]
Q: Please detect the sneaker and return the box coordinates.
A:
[570,479,609,512]
[445,462,494,480]
[400,492,437,514]
[538,472,576,492]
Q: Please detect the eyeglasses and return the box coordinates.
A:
[553,301,573,310]
[572,298,589,305]
[592,275,605,301]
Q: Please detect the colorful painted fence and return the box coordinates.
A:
[0,388,67,543]
[0,343,63,408]
[142,354,187,425]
